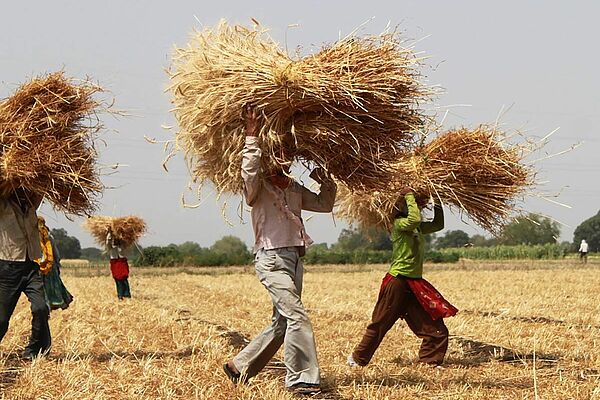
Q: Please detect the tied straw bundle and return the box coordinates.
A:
[168,20,431,195]
[335,125,535,234]
[0,72,106,215]
[83,215,147,250]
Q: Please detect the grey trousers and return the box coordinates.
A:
[233,247,320,387]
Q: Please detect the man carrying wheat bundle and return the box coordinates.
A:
[0,187,51,360]
[223,106,337,396]
[0,72,109,359]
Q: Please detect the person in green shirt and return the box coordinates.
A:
[348,189,457,367]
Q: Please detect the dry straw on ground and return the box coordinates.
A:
[335,125,535,233]
[2,262,598,399]
[0,72,107,215]
[168,20,431,195]
[83,215,147,249]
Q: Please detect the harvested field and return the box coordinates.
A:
[1,261,599,399]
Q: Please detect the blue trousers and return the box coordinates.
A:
[114,278,131,299]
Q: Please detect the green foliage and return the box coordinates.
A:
[304,247,392,264]
[135,244,178,266]
[469,234,498,247]
[304,246,459,265]
[423,232,437,250]
[80,247,103,261]
[500,213,560,245]
[334,228,365,251]
[303,223,448,264]
[210,235,252,265]
[334,226,392,252]
[133,237,252,267]
[573,210,600,252]
[50,228,82,259]
[435,230,470,248]
[424,251,460,263]
[440,243,568,260]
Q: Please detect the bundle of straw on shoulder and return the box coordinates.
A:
[0,72,106,215]
[83,215,147,250]
[168,21,430,194]
[335,126,535,234]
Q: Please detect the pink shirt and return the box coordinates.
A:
[242,136,337,253]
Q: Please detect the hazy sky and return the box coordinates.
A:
[1,1,598,249]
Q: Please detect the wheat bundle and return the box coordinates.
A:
[83,215,147,249]
[0,72,105,215]
[335,184,399,230]
[168,21,430,194]
[335,125,535,233]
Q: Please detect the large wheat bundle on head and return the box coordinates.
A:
[335,125,535,234]
[83,215,147,249]
[168,20,430,195]
[335,183,399,230]
[0,72,106,215]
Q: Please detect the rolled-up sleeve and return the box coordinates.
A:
[392,193,422,232]
[241,136,262,206]
[301,178,337,213]
[421,204,444,234]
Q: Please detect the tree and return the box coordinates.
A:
[470,234,498,247]
[50,228,81,259]
[334,227,367,252]
[136,244,181,266]
[573,210,600,252]
[334,226,392,252]
[178,241,204,259]
[436,230,470,248]
[80,247,103,261]
[210,236,252,265]
[424,232,437,250]
[500,213,560,246]
[361,226,392,250]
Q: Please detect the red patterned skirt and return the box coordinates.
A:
[380,273,458,320]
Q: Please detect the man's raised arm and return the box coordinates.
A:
[301,168,337,213]
[241,106,262,206]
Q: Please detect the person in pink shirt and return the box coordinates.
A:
[224,106,336,396]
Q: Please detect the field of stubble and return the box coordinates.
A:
[1,261,599,400]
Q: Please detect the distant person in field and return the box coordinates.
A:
[578,239,589,264]
[106,229,131,300]
[36,217,73,310]
[0,187,51,360]
[348,188,457,368]
[223,106,336,396]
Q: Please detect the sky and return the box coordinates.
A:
[1,1,598,249]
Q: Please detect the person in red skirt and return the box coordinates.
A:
[348,188,457,368]
[106,229,130,300]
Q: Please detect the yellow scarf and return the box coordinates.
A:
[36,225,53,275]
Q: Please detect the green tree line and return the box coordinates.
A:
[50,211,599,266]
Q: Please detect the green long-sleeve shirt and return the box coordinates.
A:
[388,193,444,278]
